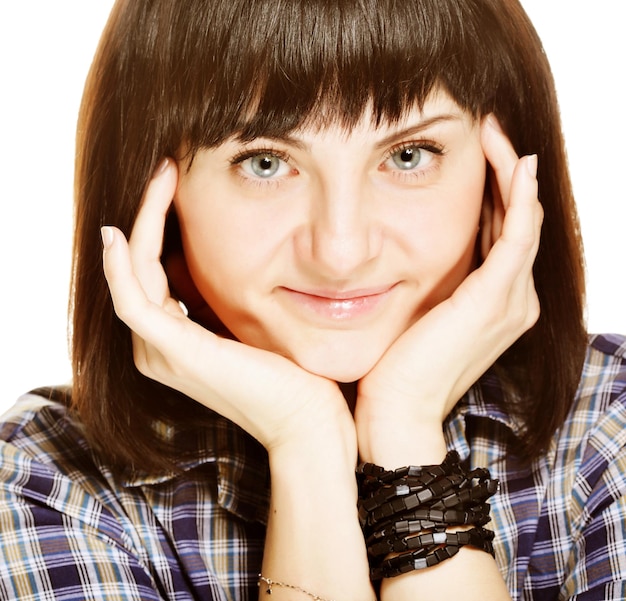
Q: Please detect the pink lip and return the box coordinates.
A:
[280,285,396,321]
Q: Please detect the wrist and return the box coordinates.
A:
[269,420,358,484]
[263,413,373,601]
[357,451,502,599]
[358,419,447,467]
[266,380,357,459]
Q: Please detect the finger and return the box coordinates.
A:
[479,193,493,261]
[499,154,541,247]
[452,151,541,326]
[127,158,178,301]
[102,224,188,342]
[478,155,541,292]
[102,224,200,369]
[128,158,178,256]
[480,115,519,210]
[479,172,506,261]
[102,225,155,331]
[480,115,542,275]
[488,164,506,247]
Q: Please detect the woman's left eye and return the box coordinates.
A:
[384,143,441,172]
[237,152,291,179]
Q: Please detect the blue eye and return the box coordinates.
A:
[384,142,442,175]
[391,146,423,170]
[234,150,291,180]
[249,154,282,177]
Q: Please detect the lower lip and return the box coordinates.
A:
[280,287,393,321]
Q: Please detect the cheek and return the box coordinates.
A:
[174,196,239,299]
[442,154,486,250]
[181,225,243,296]
[407,165,485,290]
[417,178,484,254]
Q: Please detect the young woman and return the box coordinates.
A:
[1,1,624,600]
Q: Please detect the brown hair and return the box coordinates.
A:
[71,0,586,472]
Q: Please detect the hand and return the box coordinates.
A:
[101,159,353,454]
[355,116,543,466]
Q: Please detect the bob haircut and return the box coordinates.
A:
[71,0,586,473]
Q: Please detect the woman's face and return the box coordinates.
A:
[174,91,486,382]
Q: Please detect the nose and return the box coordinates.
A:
[296,176,381,278]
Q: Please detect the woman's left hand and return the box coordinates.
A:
[355,116,543,466]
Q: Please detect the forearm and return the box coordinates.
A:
[261,422,374,601]
[380,546,510,601]
[360,424,511,601]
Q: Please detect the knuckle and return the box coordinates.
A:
[111,295,142,325]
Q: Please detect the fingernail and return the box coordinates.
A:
[153,157,169,177]
[526,154,538,178]
[101,226,114,250]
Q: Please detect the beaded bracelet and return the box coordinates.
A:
[357,451,499,580]
[370,539,485,580]
[359,454,497,529]
[365,504,492,544]
[357,451,461,486]
[368,528,496,579]
[367,525,495,559]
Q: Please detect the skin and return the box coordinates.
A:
[174,93,487,383]
[101,94,542,600]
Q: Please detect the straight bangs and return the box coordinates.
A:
[138,0,519,154]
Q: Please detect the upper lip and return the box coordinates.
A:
[283,284,396,300]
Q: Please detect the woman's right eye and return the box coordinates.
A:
[236,151,292,179]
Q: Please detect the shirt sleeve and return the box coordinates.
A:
[561,392,626,600]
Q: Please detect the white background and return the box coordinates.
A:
[1,1,624,413]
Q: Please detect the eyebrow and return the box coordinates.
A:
[234,113,463,151]
[372,114,463,150]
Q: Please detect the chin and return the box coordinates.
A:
[291,349,383,383]
[237,324,397,382]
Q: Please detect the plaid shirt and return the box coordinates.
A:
[1,334,625,600]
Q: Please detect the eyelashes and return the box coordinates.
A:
[382,140,445,177]
[229,139,446,186]
[229,147,294,187]
[230,147,291,169]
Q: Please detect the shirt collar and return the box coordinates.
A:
[455,371,525,435]
[121,412,270,524]
[442,371,523,467]
[119,372,518,524]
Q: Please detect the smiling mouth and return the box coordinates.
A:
[280,285,396,321]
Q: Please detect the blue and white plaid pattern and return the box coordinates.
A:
[446,333,626,599]
[0,396,269,600]
[1,334,625,599]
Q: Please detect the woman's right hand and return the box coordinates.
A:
[102,159,373,601]
[101,159,354,455]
